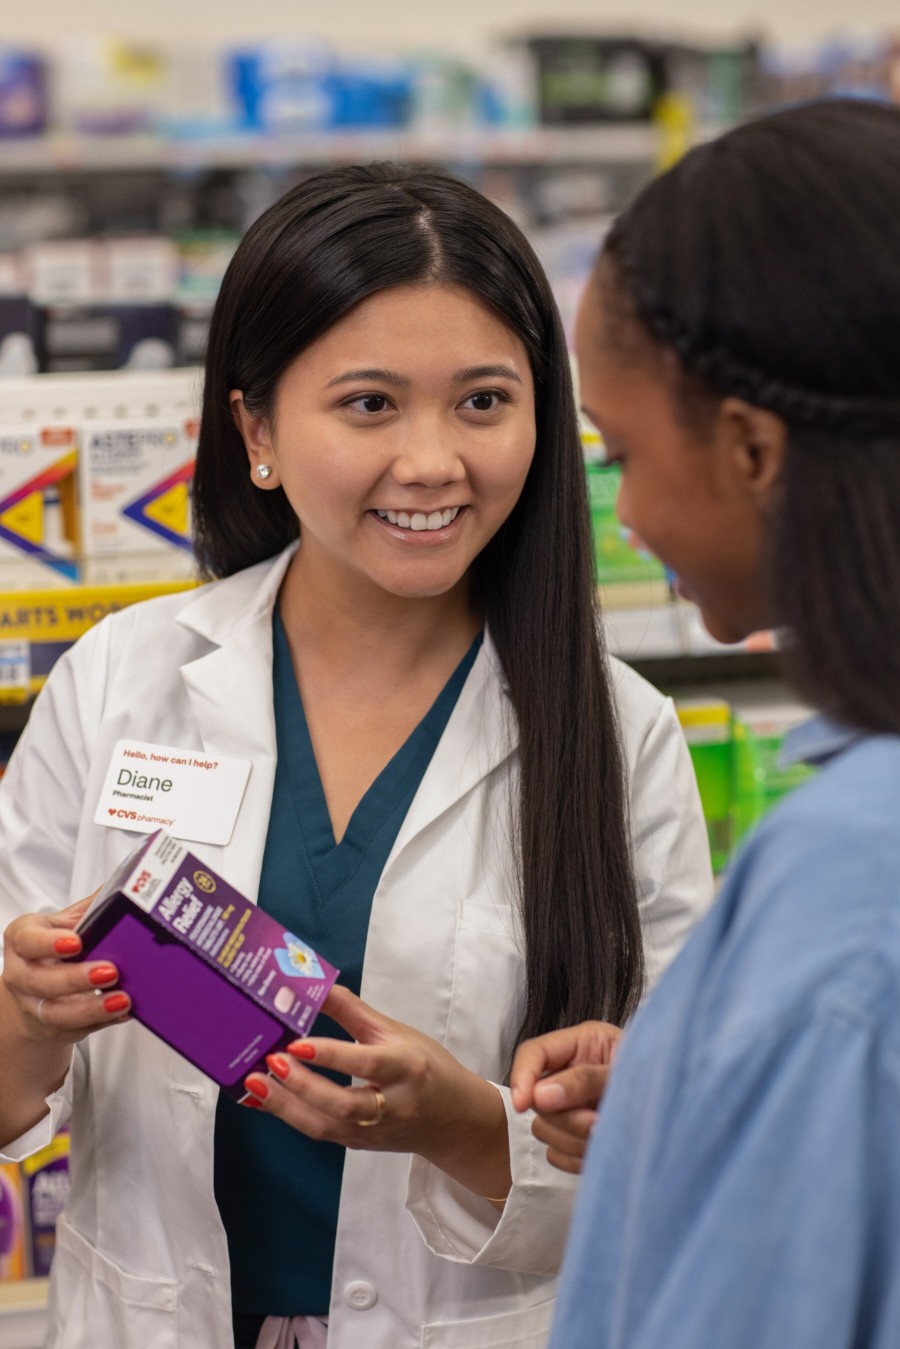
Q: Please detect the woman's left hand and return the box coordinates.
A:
[243,984,512,1201]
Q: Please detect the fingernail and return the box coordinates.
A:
[266,1054,290,1080]
[288,1041,316,1061]
[534,1082,566,1110]
[245,1077,268,1100]
[55,935,81,956]
[103,993,130,1015]
[242,1097,263,1109]
[88,964,118,987]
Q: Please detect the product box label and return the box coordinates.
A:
[79,416,196,556]
[77,832,339,1098]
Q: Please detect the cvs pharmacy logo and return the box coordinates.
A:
[130,869,153,896]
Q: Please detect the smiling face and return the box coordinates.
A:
[575,265,784,646]
[232,282,536,609]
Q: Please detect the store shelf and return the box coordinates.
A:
[602,593,776,665]
[0,1278,48,1349]
[0,573,197,704]
[0,123,688,175]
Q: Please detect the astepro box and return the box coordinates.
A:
[76,831,339,1099]
[78,414,197,557]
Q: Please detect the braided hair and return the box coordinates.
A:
[601,98,900,735]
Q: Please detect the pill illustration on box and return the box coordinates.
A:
[274,986,295,1014]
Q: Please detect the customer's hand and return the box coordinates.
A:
[510,1021,622,1174]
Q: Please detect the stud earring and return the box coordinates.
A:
[255,464,273,481]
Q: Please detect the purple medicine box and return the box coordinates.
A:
[76,831,339,1099]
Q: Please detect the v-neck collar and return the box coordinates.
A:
[272,612,481,903]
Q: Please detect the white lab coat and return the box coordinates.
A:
[0,546,712,1349]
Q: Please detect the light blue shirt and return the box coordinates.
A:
[550,717,900,1349]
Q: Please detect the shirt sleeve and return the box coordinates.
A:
[0,621,108,942]
[552,1007,900,1349]
[0,627,106,1159]
[626,693,715,991]
[406,1082,579,1275]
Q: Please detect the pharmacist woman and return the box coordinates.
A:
[512,100,900,1349]
[0,165,711,1349]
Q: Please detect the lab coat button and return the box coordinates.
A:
[344,1281,378,1310]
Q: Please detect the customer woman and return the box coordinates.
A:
[0,164,711,1349]
[512,99,900,1348]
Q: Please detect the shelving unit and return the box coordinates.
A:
[0,1278,48,1349]
[0,124,682,175]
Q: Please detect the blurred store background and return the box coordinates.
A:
[0,5,897,1326]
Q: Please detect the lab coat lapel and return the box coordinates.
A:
[173,550,293,900]
[382,633,517,877]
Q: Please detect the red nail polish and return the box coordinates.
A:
[103,993,129,1015]
[242,1096,263,1109]
[89,964,118,987]
[266,1054,290,1080]
[55,935,81,956]
[288,1042,316,1061]
[245,1077,268,1100]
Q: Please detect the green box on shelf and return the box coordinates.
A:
[585,460,667,585]
[676,698,734,874]
[732,710,815,846]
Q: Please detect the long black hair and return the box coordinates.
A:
[193,163,644,1039]
[602,99,900,735]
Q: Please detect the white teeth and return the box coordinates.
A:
[375,506,462,532]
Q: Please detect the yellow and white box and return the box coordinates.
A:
[0,423,79,581]
[79,414,197,556]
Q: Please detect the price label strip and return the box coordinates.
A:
[0,640,31,703]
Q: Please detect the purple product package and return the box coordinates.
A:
[76,831,339,1099]
[22,1131,70,1277]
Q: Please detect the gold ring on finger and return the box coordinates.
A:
[357,1086,386,1127]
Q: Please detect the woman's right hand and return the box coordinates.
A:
[1,897,131,1044]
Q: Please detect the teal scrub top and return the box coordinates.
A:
[214,611,482,1323]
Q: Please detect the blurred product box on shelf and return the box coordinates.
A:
[0,370,200,584]
[757,34,900,108]
[0,296,41,378]
[78,414,196,556]
[525,35,667,123]
[77,830,339,1100]
[675,694,813,872]
[676,698,734,873]
[41,305,178,374]
[105,238,179,306]
[0,48,47,138]
[0,1163,27,1281]
[585,458,667,587]
[23,241,100,308]
[227,38,335,133]
[21,1133,70,1279]
[0,422,78,582]
[523,32,758,127]
[23,239,180,373]
[54,37,170,135]
[732,700,814,845]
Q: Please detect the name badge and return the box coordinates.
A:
[94,740,252,846]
